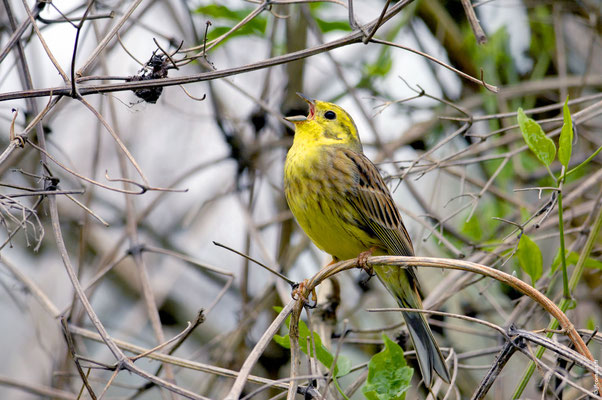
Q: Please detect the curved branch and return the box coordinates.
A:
[287,255,596,389]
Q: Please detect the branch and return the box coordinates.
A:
[288,255,596,382]
[0,0,419,102]
[224,300,296,400]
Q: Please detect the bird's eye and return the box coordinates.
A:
[324,110,336,120]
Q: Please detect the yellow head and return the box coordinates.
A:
[285,93,363,153]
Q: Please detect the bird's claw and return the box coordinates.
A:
[357,247,377,276]
[292,279,317,307]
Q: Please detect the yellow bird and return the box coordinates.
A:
[284,93,450,385]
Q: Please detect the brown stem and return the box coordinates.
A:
[288,255,595,382]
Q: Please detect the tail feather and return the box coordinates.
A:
[402,311,450,385]
[374,264,450,385]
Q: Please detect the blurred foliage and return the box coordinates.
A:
[195,5,267,43]
[273,307,351,378]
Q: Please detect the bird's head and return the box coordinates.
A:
[285,93,362,153]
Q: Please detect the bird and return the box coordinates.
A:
[283,93,450,386]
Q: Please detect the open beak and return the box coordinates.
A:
[284,92,315,123]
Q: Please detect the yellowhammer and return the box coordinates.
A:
[284,93,450,385]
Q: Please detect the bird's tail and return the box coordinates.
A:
[374,264,450,385]
[401,307,450,385]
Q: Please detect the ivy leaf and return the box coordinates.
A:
[362,334,413,400]
[272,307,351,377]
[558,96,573,168]
[516,234,543,285]
[517,108,556,167]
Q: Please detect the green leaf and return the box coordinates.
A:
[462,215,482,241]
[362,334,413,400]
[558,97,573,168]
[584,257,602,270]
[196,5,249,20]
[516,234,543,285]
[517,108,556,166]
[314,18,352,33]
[272,332,290,348]
[364,50,393,77]
[586,317,596,331]
[194,5,267,44]
[551,248,575,273]
[272,309,350,377]
[550,249,602,272]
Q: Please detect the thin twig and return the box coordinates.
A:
[370,38,498,92]
[213,241,295,286]
[460,0,487,44]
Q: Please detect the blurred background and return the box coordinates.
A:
[0,0,601,398]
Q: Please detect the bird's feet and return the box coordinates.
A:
[292,279,317,306]
[357,246,377,277]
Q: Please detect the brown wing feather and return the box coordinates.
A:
[341,148,414,256]
[338,148,449,384]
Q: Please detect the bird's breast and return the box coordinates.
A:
[284,145,378,260]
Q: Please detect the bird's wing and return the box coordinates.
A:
[340,148,415,257]
[337,150,448,385]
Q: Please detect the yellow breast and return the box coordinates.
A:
[284,143,380,261]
